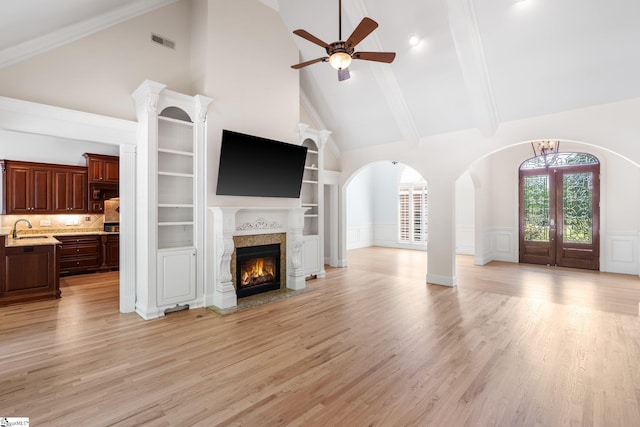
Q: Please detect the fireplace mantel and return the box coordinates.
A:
[206,206,308,309]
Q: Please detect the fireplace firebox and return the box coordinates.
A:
[235,243,281,298]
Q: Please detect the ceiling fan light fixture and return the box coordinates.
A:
[329,51,352,70]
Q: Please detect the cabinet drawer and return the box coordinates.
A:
[60,245,100,257]
[60,255,101,271]
[56,235,101,245]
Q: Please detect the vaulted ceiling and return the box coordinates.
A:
[2,0,640,152]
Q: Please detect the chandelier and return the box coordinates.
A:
[531,140,560,159]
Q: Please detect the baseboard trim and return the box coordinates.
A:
[426,273,457,287]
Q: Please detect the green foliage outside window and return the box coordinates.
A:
[524,175,550,241]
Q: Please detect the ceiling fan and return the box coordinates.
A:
[290,0,396,81]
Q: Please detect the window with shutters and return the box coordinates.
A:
[398,167,428,245]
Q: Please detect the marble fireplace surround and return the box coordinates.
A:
[207,207,308,310]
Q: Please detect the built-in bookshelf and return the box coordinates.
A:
[157,115,195,250]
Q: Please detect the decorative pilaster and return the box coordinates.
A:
[209,207,239,309]
[287,208,308,290]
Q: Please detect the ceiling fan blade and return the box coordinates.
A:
[293,29,331,49]
[291,57,328,69]
[353,51,396,64]
[345,17,378,49]
[338,67,351,81]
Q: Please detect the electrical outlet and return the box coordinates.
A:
[39,219,51,227]
[85,216,91,221]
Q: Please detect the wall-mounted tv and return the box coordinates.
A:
[215,130,308,198]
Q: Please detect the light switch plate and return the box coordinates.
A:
[39,219,51,226]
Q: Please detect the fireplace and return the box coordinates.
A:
[235,243,281,298]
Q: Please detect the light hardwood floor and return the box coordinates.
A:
[1,247,640,426]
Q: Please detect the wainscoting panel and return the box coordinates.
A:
[346,223,374,250]
[373,223,396,247]
[456,225,475,255]
[602,232,639,275]
[475,227,517,265]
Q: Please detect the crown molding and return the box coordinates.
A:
[0,0,180,70]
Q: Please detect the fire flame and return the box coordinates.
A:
[241,258,275,285]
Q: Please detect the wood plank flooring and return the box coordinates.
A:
[1,247,640,426]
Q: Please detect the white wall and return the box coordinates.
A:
[0,130,119,165]
[346,165,374,249]
[204,0,302,209]
[471,141,640,274]
[0,0,194,121]
[339,98,640,283]
[346,162,446,252]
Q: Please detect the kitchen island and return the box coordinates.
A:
[0,231,61,305]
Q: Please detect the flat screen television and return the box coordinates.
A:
[215,130,308,198]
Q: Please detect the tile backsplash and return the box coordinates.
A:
[1,214,104,235]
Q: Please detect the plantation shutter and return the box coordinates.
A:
[399,186,410,241]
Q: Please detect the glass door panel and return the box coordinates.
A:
[523,175,550,242]
[562,172,593,244]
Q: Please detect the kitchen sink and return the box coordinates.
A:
[18,235,48,239]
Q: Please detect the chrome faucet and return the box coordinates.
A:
[12,218,32,239]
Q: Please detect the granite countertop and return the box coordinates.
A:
[2,228,118,245]
[6,236,62,247]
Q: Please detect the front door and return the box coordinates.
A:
[519,153,600,270]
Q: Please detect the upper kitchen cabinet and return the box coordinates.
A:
[1,160,52,214]
[84,153,119,184]
[83,153,119,213]
[52,166,87,213]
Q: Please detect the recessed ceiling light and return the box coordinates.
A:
[409,34,421,47]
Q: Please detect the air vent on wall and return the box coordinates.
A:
[151,33,175,49]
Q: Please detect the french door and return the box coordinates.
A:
[519,161,600,270]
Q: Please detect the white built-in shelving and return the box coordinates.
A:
[132,81,212,317]
[298,124,331,278]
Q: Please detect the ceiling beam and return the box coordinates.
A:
[342,0,421,146]
[446,0,500,136]
[0,0,180,70]
[300,89,341,159]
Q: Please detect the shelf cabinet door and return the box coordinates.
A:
[85,154,119,184]
[103,158,119,183]
[105,235,119,268]
[52,168,87,213]
[302,235,320,276]
[157,248,196,306]
[2,244,60,304]
[3,163,52,214]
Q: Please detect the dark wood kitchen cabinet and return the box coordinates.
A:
[55,234,102,276]
[84,153,119,184]
[1,243,60,305]
[1,160,52,214]
[52,166,88,213]
[83,153,119,213]
[102,234,119,270]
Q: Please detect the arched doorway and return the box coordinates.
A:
[519,152,600,270]
[343,162,428,253]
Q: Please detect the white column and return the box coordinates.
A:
[426,178,457,287]
[131,80,165,319]
[118,143,136,313]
